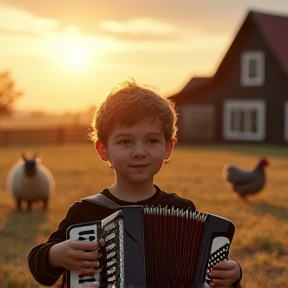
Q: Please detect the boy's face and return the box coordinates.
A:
[96,117,174,186]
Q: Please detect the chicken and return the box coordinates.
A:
[223,157,269,200]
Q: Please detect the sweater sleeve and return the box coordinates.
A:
[27,210,71,286]
[27,202,81,285]
[27,200,111,286]
[28,242,65,285]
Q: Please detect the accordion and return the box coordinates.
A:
[66,205,235,288]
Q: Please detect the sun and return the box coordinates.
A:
[52,27,96,71]
[50,25,114,71]
[63,42,91,69]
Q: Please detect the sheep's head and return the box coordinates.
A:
[22,153,37,177]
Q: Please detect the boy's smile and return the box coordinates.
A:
[129,163,152,175]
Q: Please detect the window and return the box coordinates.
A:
[223,100,266,141]
[241,51,265,86]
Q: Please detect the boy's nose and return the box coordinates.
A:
[132,143,146,158]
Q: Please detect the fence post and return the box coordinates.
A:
[57,127,65,143]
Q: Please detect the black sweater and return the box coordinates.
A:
[28,185,195,286]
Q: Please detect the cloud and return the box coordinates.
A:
[0,6,112,59]
[97,16,228,54]
[100,17,177,36]
[0,6,60,36]
[98,16,230,47]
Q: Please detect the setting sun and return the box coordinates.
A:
[50,26,99,71]
[63,42,91,69]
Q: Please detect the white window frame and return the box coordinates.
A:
[241,51,265,86]
[223,100,266,141]
[285,101,288,142]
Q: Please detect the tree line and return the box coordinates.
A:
[0,70,22,117]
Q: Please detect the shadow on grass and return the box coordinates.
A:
[239,233,288,256]
[0,208,48,247]
[250,201,288,221]
[0,208,48,287]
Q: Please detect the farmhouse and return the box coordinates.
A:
[169,10,288,144]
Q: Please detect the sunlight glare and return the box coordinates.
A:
[63,42,91,69]
[53,27,96,70]
[48,25,116,71]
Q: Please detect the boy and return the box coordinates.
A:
[28,79,242,288]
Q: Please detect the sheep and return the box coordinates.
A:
[7,153,55,210]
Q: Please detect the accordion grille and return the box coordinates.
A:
[143,207,207,288]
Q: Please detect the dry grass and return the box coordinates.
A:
[0,143,287,288]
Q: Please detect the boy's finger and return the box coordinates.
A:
[211,259,232,270]
[210,277,232,287]
[209,268,233,280]
[70,240,102,251]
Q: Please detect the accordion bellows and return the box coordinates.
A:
[67,206,235,288]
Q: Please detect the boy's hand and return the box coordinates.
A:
[49,239,103,273]
[207,260,241,287]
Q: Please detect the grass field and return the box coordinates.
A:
[0,143,287,288]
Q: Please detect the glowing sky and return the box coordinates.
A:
[1,0,288,113]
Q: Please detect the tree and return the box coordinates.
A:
[0,70,22,116]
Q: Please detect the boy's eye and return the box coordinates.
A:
[119,140,130,145]
[148,139,158,144]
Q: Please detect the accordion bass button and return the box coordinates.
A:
[98,238,105,247]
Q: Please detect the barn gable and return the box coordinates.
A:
[169,10,288,144]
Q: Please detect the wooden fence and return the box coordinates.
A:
[0,126,91,145]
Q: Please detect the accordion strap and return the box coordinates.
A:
[83,193,121,209]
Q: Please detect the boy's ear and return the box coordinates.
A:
[94,140,109,162]
[164,138,176,160]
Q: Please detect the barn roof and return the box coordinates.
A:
[169,10,288,99]
[250,10,288,76]
[179,77,212,93]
